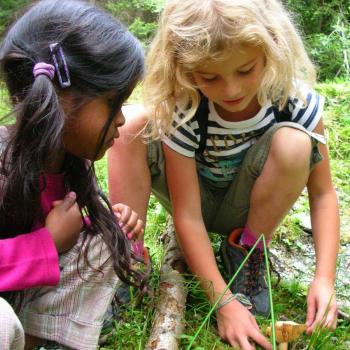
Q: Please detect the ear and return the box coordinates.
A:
[59,92,74,116]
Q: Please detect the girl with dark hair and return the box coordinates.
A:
[0,0,145,349]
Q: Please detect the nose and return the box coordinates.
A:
[115,110,125,128]
[223,77,242,98]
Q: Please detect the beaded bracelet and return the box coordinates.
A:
[216,294,236,310]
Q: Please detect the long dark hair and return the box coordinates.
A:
[0,0,145,299]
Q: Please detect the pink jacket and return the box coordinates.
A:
[0,227,59,291]
[0,148,64,292]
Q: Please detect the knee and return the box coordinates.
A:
[108,106,149,166]
[120,105,149,140]
[269,127,312,171]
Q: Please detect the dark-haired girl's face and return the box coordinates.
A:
[62,93,125,161]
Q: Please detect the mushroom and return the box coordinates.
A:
[266,321,307,350]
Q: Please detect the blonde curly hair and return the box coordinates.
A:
[143,0,316,139]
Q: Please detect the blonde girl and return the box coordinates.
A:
[108,0,339,349]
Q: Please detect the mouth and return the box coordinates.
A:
[106,132,119,148]
[223,97,245,105]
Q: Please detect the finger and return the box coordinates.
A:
[225,337,240,350]
[112,203,124,214]
[128,220,144,240]
[112,203,130,226]
[60,192,77,211]
[124,211,139,232]
[237,337,254,350]
[52,200,63,207]
[310,305,328,334]
[306,297,316,333]
[324,305,338,330]
[126,226,136,241]
[119,205,132,226]
[135,224,144,239]
[249,329,272,350]
[331,314,338,330]
[121,223,131,236]
[250,314,260,332]
[115,211,122,222]
[324,316,336,330]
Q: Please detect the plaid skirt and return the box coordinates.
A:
[0,233,122,350]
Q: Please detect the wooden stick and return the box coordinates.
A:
[338,309,350,321]
[145,218,187,350]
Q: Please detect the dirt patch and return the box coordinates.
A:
[270,231,350,311]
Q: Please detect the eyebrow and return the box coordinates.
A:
[196,57,258,74]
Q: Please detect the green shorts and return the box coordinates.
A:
[148,122,323,235]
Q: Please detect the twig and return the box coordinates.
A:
[338,309,350,321]
[145,217,187,350]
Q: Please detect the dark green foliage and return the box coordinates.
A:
[1,0,349,80]
[0,0,31,35]
[285,0,350,80]
[106,0,163,44]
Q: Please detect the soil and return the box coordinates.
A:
[270,230,350,311]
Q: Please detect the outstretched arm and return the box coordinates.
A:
[306,119,339,333]
[163,143,272,350]
[108,105,151,224]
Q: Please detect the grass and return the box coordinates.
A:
[0,80,349,349]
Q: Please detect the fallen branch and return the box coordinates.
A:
[338,309,350,321]
[146,218,187,350]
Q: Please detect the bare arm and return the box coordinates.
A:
[306,118,339,332]
[163,143,271,350]
[108,105,151,224]
[163,142,230,300]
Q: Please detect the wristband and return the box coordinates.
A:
[216,294,236,310]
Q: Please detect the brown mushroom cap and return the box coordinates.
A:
[266,321,307,342]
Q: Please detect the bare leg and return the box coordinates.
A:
[108,106,151,223]
[247,127,312,238]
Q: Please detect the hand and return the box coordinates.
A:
[216,299,272,350]
[112,203,144,240]
[45,192,83,253]
[306,276,338,334]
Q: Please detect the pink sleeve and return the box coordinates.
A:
[0,228,60,291]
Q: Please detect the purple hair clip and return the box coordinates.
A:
[49,43,71,88]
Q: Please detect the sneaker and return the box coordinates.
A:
[220,228,270,317]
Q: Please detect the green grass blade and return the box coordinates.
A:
[263,235,276,350]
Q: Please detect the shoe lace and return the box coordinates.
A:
[243,247,265,296]
[243,247,281,296]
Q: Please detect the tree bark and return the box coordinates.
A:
[145,218,187,350]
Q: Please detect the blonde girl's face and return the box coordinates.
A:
[192,46,265,121]
[62,93,125,161]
